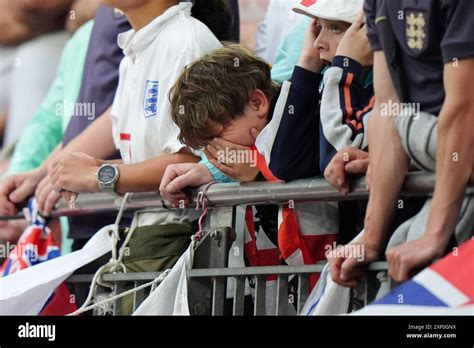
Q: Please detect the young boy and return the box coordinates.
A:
[267,0,373,181]
[166,0,372,187]
[164,0,372,268]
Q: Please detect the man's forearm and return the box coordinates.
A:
[362,51,410,251]
[424,103,473,244]
[102,159,124,165]
[363,103,410,249]
[424,57,474,246]
[115,151,199,193]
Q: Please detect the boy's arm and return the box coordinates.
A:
[319,12,375,172]
[267,21,325,181]
[319,56,374,172]
[268,66,323,181]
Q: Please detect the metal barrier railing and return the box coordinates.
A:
[67,272,163,315]
[187,262,391,315]
[4,173,474,315]
[49,172,462,217]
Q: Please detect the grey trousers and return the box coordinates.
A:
[388,112,473,248]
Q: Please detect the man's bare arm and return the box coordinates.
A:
[363,50,408,250]
[115,150,199,193]
[327,51,409,286]
[424,57,474,245]
[49,149,200,194]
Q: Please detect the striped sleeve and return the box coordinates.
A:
[319,55,375,172]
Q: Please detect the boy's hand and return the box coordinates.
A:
[160,163,214,207]
[336,10,373,67]
[324,147,369,195]
[49,152,101,194]
[205,137,260,182]
[298,19,324,73]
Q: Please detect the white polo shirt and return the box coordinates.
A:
[111,2,222,227]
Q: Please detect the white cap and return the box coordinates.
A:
[292,0,363,23]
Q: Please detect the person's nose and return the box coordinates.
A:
[314,29,328,52]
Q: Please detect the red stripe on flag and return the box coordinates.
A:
[430,239,474,298]
[303,233,338,262]
[244,206,259,267]
[278,207,317,264]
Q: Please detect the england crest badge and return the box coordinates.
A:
[405,11,427,53]
[143,80,159,118]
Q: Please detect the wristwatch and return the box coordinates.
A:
[95,164,120,194]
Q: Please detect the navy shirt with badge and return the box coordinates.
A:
[364,0,474,115]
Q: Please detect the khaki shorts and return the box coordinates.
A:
[120,223,194,315]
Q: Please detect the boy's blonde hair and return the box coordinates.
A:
[169,44,279,149]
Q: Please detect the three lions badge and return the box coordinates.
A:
[144,80,159,118]
[406,11,427,52]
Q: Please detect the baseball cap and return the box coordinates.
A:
[292,0,364,23]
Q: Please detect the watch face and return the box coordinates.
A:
[98,166,116,183]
